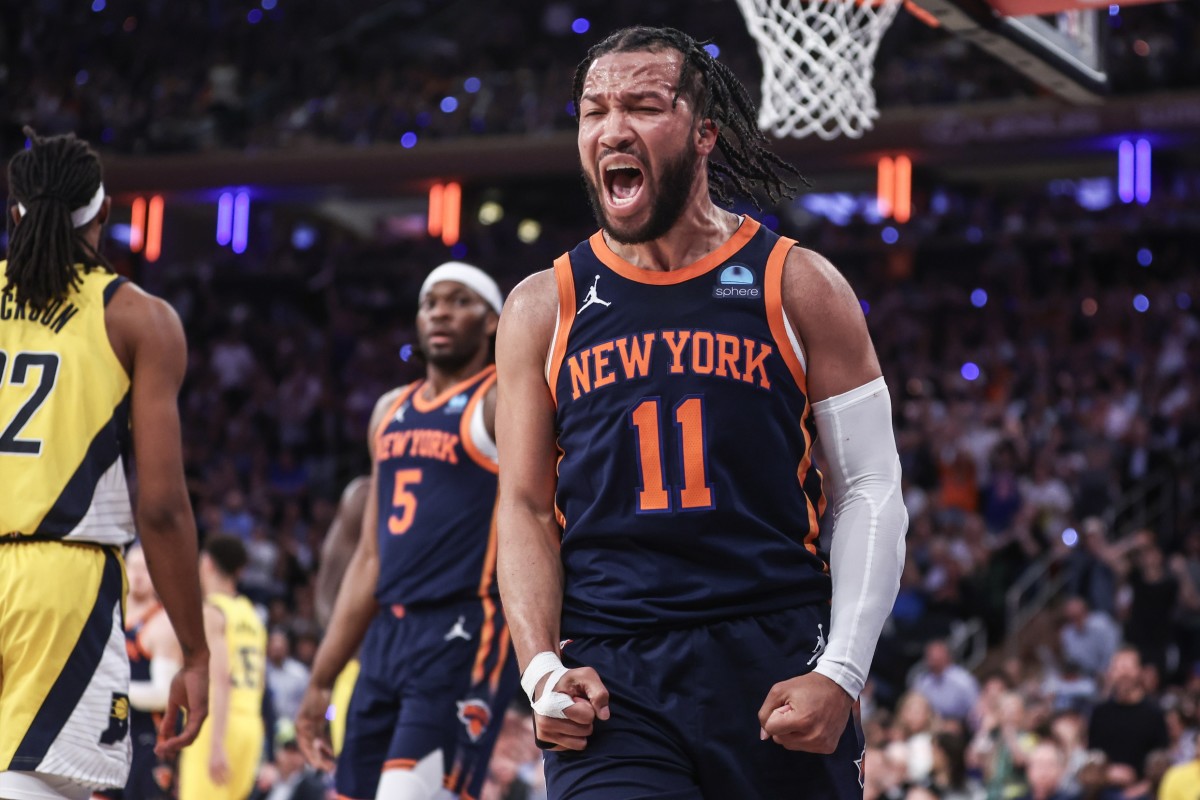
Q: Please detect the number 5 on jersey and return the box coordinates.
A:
[389,468,423,534]
[629,396,714,513]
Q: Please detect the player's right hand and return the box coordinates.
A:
[532,666,611,752]
[296,684,336,771]
[156,658,209,758]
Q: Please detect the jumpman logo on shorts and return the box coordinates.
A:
[807,623,827,666]
[577,275,612,316]
[444,615,472,641]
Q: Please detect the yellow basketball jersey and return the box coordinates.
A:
[209,593,267,717]
[0,264,134,546]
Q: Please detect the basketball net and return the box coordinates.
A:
[734,0,904,140]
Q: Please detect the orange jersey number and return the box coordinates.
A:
[629,396,713,513]
[388,468,423,534]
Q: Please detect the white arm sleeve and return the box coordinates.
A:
[128,656,180,712]
[810,377,908,699]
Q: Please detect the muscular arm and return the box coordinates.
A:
[314,476,370,629]
[107,283,209,751]
[495,270,563,672]
[784,247,906,699]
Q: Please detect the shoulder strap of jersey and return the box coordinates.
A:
[546,255,577,407]
[103,275,129,306]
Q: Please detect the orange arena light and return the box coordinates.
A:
[894,155,912,224]
[428,183,444,238]
[145,195,164,263]
[441,182,461,247]
[129,197,146,253]
[877,157,894,219]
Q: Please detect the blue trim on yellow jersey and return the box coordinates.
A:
[31,393,131,540]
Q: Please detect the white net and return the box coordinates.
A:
[734,0,904,140]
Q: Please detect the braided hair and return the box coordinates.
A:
[5,127,112,312]
[572,26,808,209]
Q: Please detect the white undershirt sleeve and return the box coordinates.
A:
[810,377,908,699]
[128,656,180,712]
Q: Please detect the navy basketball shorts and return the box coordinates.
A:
[335,598,518,800]
[544,604,864,800]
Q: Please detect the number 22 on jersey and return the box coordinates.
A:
[0,350,61,456]
[629,396,714,513]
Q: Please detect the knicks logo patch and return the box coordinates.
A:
[99,692,130,745]
[456,699,491,742]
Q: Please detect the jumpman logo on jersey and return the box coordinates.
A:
[394,401,410,424]
[576,275,612,316]
[807,623,827,666]
[444,615,472,642]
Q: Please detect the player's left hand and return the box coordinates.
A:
[757,671,854,754]
[155,658,209,758]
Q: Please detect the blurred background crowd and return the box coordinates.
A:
[3,0,1199,154]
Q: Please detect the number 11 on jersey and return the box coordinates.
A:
[629,396,714,513]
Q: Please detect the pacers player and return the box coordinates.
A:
[296,263,518,800]
[1,128,208,800]
[496,27,908,799]
[314,476,369,757]
[178,535,267,800]
[95,545,184,800]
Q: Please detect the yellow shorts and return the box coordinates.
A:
[330,658,360,756]
[177,712,264,800]
[0,542,130,792]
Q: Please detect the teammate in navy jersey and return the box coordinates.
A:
[296,262,518,800]
[496,27,909,799]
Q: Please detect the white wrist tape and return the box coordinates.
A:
[521,651,574,719]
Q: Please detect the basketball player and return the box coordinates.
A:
[1,128,208,800]
[94,545,184,800]
[295,263,518,800]
[495,27,909,799]
[178,535,267,800]
[314,476,369,755]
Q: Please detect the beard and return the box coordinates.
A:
[583,140,701,245]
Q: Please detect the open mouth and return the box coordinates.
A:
[603,164,645,209]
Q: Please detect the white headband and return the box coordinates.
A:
[419,262,504,316]
[16,184,106,229]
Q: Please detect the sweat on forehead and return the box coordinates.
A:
[582,49,693,106]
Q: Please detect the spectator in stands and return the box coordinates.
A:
[1059,596,1121,679]
[1124,537,1180,678]
[969,691,1036,800]
[895,692,938,783]
[265,630,310,724]
[1088,647,1169,781]
[913,640,981,724]
[1020,742,1077,800]
[1063,518,1125,617]
[248,720,324,800]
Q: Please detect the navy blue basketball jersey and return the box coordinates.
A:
[548,217,829,636]
[372,368,499,609]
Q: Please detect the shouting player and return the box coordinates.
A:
[496,27,908,799]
